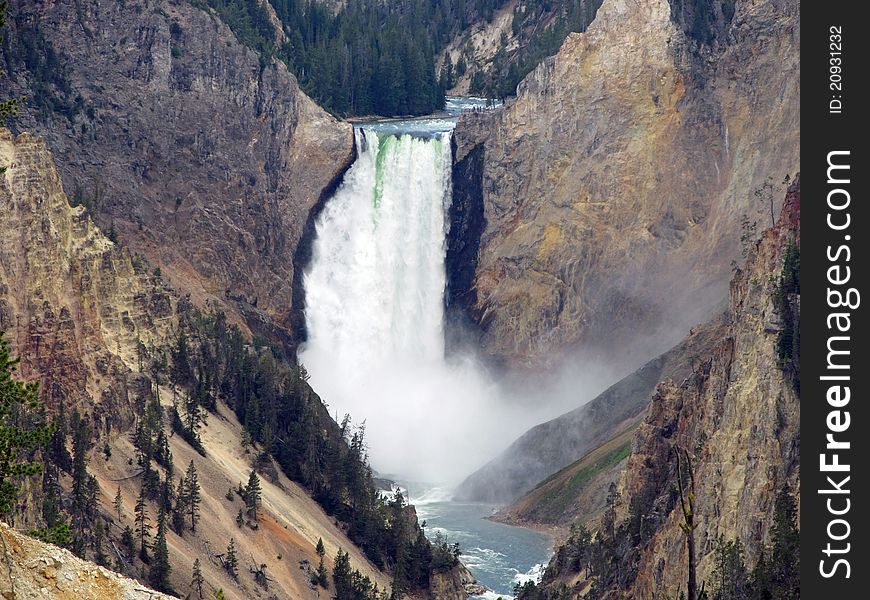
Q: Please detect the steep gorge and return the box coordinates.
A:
[0,128,407,599]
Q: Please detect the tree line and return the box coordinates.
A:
[188,0,513,116]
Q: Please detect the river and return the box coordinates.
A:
[412,488,553,599]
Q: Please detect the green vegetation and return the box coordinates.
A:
[188,0,603,115]
[189,0,451,116]
[0,331,53,516]
[774,242,800,392]
[524,439,631,523]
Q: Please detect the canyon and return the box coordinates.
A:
[1,0,800,598]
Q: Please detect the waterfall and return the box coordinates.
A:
[300,127,548,484]
[302,129,452,368]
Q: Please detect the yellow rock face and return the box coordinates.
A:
[453,0,799,371]
[1,129,177,437]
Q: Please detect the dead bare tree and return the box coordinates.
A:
[674,445,698,600]
[249,554,273,589]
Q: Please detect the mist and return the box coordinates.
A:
[300,341,620,485]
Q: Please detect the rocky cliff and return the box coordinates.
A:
[616,174,800,599]
[1,0,353,350]
[529,176,800,598]
[451,0,799,370]
[0,127,400,599]
[0,128,177,468]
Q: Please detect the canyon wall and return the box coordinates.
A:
[1,0,353,349]
[0,127,398,599]
[0,129,177,444]
[617,175,800,598]
[452,0,799,370]
[533,177,800,598]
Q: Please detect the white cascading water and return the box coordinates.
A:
[299,127,578,484]
[303,129,451,367]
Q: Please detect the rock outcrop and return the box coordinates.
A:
[1,0,353,349]
[0,128,176,465]
[616,175,800,598]
[0,521,173,600]
[452,0,799,370]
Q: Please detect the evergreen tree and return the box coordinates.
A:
[185,460,201,532]
[314,537,329,588]
[711,536,748,600]
[767,487,800,598]
[48,396,72,473]
[114,486,124,520]
[0,331,53,516]
[171,331,193,387]
[173,476,188,533]
[191,557,205,598]
[332,548,353,599]
[122,525,136,561]
[225,538,238,579]
[69,410,97,556]
[150,507,172,592]
[93,518,108,566]
[244,469,262,522]
[134,488,151,560]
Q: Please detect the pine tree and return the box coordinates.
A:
[122,525,136,561]
[225,538,238,579]
[171,331,193,387]
[70,411,96,556]
[244,470,262,522]
[48,396,72,473]
[0,331,53,516]
[150,507,172,592]
[114,486,123,520]
[314,537,329,588]
[191,557,205,598]
[134,488,151,560]
[257,422,273,463]
[332,549,353,599]
[173,476,188,533]
[93,519,108,566]
[185,460,201,532]
[767,487,800,599]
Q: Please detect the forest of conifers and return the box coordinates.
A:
[190,0,602,116]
